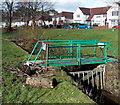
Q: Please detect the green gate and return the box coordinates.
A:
[26,40,116,66]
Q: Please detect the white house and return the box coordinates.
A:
[35,14,53,26]
[73,7,90,24]
[52,11,73,25]
[107,3,120,28]
[73,7,111,26]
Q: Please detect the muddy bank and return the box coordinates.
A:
[104,61,120,98]
[11,38,37,54]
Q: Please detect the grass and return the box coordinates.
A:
[2,40,28,68]
[2,39,95,103]
[43,29,118,55]
[2,28,118,55]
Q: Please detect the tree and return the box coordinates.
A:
[2,0,55,30]
[2,0,18,31]
[17,0,54,26]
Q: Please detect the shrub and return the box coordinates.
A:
[93,23,98,26]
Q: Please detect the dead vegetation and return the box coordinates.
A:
[10,64,59,88]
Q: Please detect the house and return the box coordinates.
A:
[73,6,111,26]
[52,11,73,25]
[107,3,120,28]
[35,14,53,26]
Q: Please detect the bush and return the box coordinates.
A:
[93,23,98,26]
[71,23,80,26]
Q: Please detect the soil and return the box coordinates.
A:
[104,61,120,98]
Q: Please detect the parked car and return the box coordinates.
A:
[63,25,73,29]
[76,24,92,29]
[112,25,120,29]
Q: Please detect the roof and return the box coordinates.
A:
[35,14,52,21]
[79,6,111,20]
[53,11,73,19]
[79,7,90,15]
[90,6,111,15]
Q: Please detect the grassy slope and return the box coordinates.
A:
[2,40,28,68]
[43,29,118,55]
[2,40,95,103]
[3,28,118,55]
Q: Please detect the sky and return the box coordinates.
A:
[1,0,119,12]
[51,0,119,12]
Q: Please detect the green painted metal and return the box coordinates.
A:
[26,40,117,66]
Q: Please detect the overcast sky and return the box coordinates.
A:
[51,0,119,12]
[1,0,119,12]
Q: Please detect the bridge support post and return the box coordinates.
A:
[68,67,105,90]
[95,71,99,89]
[87,72,89,85]
[103,65,106,89]
[100,71,103,89]
[92,71,94,87]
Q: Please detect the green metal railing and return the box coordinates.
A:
[26,40,116,66]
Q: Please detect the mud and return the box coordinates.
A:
[105,61,120,98]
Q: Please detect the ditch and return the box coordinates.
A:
[10,39,120,104]
[63,63,120,105]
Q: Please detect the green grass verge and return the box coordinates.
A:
[2,40,28,68]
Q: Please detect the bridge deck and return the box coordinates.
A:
[27,57,116,66]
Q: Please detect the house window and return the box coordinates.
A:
[112,11,118,16]
[77,14,80,18]
[111,19,115,22]
[96,16,101,18]
[103,14,107,17]
[59,17,61,20]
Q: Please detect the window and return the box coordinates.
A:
[112,11,118,16]
[77,14,80,18]
[59,17,61,20]
[111,19,115,22]
[96,16,101,18]
[103,14,107,17]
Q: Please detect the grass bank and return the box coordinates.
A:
[2,28,118,55]
[2,40,95,103]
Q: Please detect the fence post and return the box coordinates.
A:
[94,40,97,57]
[76,44,81,65]
[104,43,107,62]
[46,44,49,66]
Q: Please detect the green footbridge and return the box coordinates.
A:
[26,40,117,66]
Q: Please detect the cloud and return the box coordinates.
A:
[53,1,84,12]
[89,0,107,8]
[52,0,113,12]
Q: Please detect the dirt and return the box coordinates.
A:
[10,39,37,54]
[104,60,120,98]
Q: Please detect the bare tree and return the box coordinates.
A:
[3,0,13,31]
[2,0,54,30]
[18,0,54,26]
[2,0,18,31]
